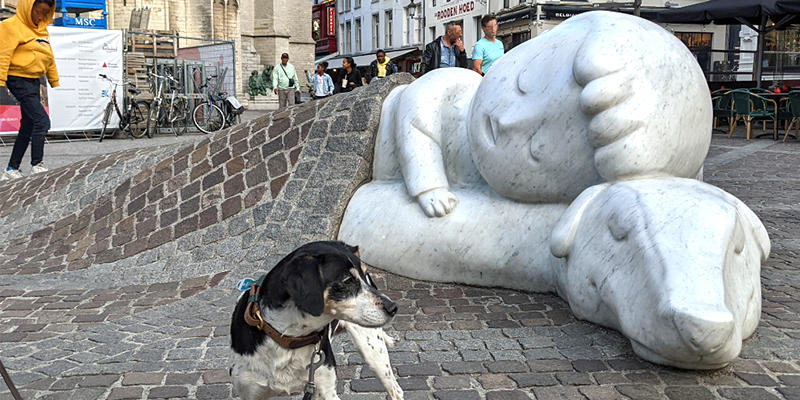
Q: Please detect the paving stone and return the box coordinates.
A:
[147,385,189,398]
[664,386,716,400]
[108,386,144,400]
[432,390,480,400]
[533,386,585,400]
[509,372,558,387]
[122,372,164,386]
[717,387,782,400]
[433,375,472,389]
[486,390,532,400]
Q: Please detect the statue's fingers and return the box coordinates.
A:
[422,202,436,218]
[433,201,447,217]
[447,195,458,211]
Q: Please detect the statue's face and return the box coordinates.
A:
[468,11,711,204]
[468,22,599,203]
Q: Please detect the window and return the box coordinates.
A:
[340,23,346,51]
[430,26,436,41]
[355,18,362,52]
[372,14,380,49]
[475,16,481,41]
[674,32,713,73]
[503,0,509,8]
[345,21,352,54]
[385,10,393,48]
[355,0,361,9]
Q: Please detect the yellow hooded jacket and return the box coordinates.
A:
[0,0,59,87]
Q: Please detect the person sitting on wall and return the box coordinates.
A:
[338,57,362,93]
[367,49,398,83]
[421,22,468,75]
[304,61,334,100]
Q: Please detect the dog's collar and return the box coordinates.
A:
[243,275,327,349]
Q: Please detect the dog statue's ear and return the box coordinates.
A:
[286,255,326,316]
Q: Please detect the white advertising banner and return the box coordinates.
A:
[47,27,124,132]
[0,27,124,135]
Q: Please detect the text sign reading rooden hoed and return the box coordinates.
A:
[434,0,475,21]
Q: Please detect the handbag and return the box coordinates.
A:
[280,65,295,88]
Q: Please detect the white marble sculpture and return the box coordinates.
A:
[338,11,770,369]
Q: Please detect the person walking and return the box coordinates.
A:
[367,49,397,83]
[338,57,362,93]
[421,22,468,75]
[0,0,59,181]
[472,15,504,76]
[272,52,300,109]
[304,61,334,100]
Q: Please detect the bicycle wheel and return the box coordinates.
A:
[147,99,160,138]
[99,102,113,142]
[169,97,188,136]
[192,102,226,134]
[129,100,150,138]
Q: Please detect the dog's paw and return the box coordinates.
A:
[417,188,458,218]
[379,330,396,347]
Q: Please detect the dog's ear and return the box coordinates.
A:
[286,255,326,316]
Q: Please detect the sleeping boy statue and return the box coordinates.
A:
[338,11,769,370]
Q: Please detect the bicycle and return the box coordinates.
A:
[147,72,189,137]
[98,74,150,142]
[192,76,226,134]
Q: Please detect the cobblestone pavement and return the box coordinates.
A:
[1,76,800,400]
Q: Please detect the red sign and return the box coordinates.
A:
[434,0,475,20]
[327,8,336,36]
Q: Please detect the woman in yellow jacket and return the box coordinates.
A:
[0,0,58,181]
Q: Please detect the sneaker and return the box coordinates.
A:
[31,164,48,174]
[1,167,23,181]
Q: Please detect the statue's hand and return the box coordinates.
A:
[416,188,458,218]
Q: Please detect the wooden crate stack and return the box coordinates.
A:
[125,52,151,100]
[127,30,178,59]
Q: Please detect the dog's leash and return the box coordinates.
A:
[302,322,337,400]
[0,359,23,400]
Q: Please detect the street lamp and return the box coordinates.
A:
[407,0,423,45]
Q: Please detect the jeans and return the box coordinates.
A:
[6,76,49,169]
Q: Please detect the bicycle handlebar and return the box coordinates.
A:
[98,73,132,86]
[148,72,179,83]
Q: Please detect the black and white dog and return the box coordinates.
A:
[230,241,404,400]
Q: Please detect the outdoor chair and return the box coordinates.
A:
[712,90,733,130]
[782,91,800,142]
[728,89,778,140]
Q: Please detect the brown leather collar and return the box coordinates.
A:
[243,280,325,349]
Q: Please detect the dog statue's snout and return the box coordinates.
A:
[381,296,398,316]
[673,308,735,355]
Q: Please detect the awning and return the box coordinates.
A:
[324,48,419,69]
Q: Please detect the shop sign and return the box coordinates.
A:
[434,0,475,21]
[327,8,336,36]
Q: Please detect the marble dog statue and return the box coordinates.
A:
[339,11,771,369]
[550,178,769,369]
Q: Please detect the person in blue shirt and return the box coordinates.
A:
[304,61,334,100]
[471,15,505,76]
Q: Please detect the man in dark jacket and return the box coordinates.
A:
[421,22,468,74]
[367,49,398,82]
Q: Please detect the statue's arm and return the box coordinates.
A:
[398,117,457,218]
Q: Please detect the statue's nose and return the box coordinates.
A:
[673,308,734,355]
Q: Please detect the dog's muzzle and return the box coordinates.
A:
[380,295,398,317]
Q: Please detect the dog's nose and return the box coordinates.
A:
[381,296,398,316]
[673,308,734,355]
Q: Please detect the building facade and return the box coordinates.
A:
[330,0,423,73]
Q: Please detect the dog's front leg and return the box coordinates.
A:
[313,365,341,400]
[343,322,404,400]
